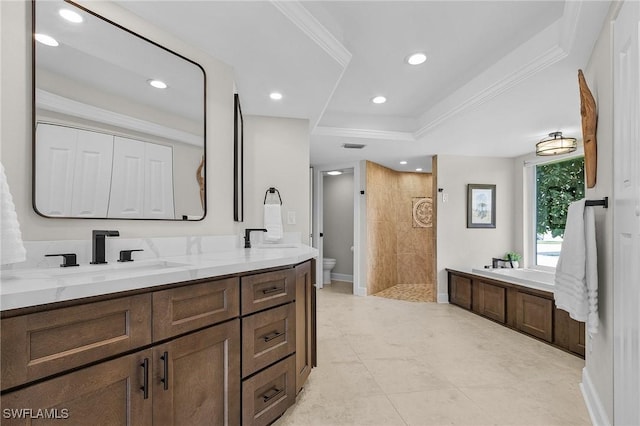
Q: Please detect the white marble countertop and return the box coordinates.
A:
[0,244,317,312]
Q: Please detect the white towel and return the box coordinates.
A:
[264,204,283,242]
[0,162,26,265]
[554,199,599,334]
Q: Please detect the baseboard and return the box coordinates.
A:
[437,293,449,304]
[580,367,611,426]
[354,287,367,297]
[331,273,353,283]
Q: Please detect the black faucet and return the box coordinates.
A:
[244,228,267,248]
[91,230,120,264]
[492,258,503,268]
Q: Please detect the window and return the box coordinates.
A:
[534,156,585,267]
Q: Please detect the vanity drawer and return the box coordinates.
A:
[1,294,152,391]
[153,277,239,341]
[242,354,296,426]
[241,269,295,315]
[242,303,296,378]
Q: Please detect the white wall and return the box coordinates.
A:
[580,3,617,423]
[243,115,310,244]
[323,172,354,276]
[435,155,516,301]
[0,1,310,243]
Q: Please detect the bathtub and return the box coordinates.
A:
[470,267,555,293]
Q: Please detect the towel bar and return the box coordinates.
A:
[585,197,608,208]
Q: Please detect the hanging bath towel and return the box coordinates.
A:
[264,204,283,242]
[554,199,599,334]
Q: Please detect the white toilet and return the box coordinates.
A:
[322,258,337,284]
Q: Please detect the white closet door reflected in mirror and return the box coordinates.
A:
[36,123,176,219]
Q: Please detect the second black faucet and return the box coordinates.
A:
[91,230,119,264]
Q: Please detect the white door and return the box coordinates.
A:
[70,128,113,217]
[613,2,640,425]
[108,137,145,218]
[144,142,175,219]
[35,123,77,216]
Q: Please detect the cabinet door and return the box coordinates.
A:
[108,137,145,218]
[152,320,240,426]
[295,261,313,393]
[554,308,586,357]
[449,273,472,309]
[477,281,506,323]
[143,142,175,219]
[516,292,553,342]
[1,349,153,426]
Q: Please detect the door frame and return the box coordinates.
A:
[313,161,366,295]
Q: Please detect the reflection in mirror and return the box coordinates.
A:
[33,0,206,220]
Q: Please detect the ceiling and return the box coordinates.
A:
[116,0,611,172]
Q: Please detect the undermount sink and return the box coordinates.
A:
[253,243,298,249]
[45,259,190,277]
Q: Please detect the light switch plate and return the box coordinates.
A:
[287,211,296,225]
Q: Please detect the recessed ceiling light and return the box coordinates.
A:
[416,168,423,172]
[270,92,283,100]
[35,33,59,47]
[407,53,427,65]
[148,80,167,89]
[327,171,342,176]
[400,161,407,165]
[371,96,387,104]
[59,8,83,23]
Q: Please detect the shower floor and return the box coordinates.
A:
[373,284,434,302]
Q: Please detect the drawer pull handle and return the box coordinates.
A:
[140,358,149,399]
[160,351,169,391]
[262,387,284,403]
[262,286,283,295]
[263,331,285,342]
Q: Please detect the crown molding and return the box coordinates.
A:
[414,44,567,138]
[313,126,415,141]
[270,1,352,68]
[413,0,585,140]
[36,89,203,147]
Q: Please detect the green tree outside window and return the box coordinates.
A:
[536,157,585,239]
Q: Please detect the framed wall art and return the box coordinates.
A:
[467,184,496,228]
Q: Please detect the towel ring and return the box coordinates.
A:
[264,187,283,205]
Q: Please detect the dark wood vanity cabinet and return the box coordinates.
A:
[1,259,316,425]
[447,269,584,357]
[239,260,316,425]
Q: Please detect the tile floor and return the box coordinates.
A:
[275,281,591,426]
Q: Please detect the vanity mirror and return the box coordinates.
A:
[32,0,206,220]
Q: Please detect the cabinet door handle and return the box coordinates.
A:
[160,351,169,391]
[262,387,284,403]
[140,358,149,399]
[263,331,285,342]
[262,286,282,295]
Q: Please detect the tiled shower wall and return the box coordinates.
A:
[366,161,435,300]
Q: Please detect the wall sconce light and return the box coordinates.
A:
[535,132,577,156]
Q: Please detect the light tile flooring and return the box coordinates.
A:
[275,281,591,426]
